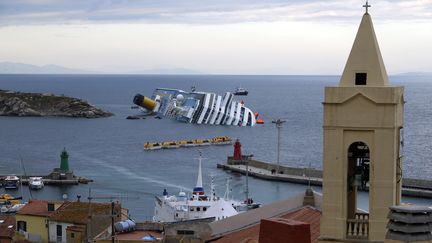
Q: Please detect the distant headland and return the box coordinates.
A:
[0,90,113,118]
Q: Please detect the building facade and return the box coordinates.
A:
[320,9,404,243]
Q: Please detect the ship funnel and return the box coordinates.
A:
[133,94,156,111]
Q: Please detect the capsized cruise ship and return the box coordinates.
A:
[133,88,256,126]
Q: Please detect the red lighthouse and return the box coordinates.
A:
[233,139,242,160]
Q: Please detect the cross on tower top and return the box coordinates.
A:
[363,1,371,13]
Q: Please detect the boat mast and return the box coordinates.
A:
[223,178,231,200]
[20,156,32,199]
[193,152,205,196]
[196,155,203,188]
[210,174,215,201]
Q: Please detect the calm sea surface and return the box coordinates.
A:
[1,74,431,220]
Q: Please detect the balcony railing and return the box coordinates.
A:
[346,213,369,239]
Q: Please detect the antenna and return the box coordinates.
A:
[87,188,92,243]
[86,188,139,243]
[308,160,312,189]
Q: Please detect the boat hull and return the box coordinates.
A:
[234,91,248,95]
[133,88,256,126]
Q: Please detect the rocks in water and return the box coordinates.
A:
[0,90,113,118]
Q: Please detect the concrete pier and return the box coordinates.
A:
[0,175,93,186]
[217,156,432,199]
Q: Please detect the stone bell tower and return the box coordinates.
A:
[319,3,404,243]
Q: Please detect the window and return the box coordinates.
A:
[190,207,194,211]
[48,203,55,211]
[71,233,75,238]
[17,221,27,232]
[197,207,201,211]
[203,207,207,211]
[355,73,367,85]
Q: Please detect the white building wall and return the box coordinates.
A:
[48,221,73,243]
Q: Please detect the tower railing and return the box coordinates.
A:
[346,212,369,239]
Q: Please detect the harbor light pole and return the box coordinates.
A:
[244,154,253,206]
[272,119,286,173]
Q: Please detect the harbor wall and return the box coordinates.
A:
[219,157,432,199]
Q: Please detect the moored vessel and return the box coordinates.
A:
[211,136,232,145]
[144,142,162,150]
[153,155,255,222]
[4,176,19,189]
[29,177,44,190]
[233,87,248,96]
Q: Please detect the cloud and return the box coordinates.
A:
[0,0,430,26]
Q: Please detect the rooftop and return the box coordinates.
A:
[209,191,322,243]
[17,200,61,217]
[210,206,321,243]
[50,201,119,224]
[0,215,15,239]
[116,230,162,241]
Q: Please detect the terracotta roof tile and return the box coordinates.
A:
[0,215,15,238]
[50,201,117,225]
[211,207,321,243]
[17,200,59,217]
[67,225,86,232]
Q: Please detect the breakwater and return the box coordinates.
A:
[0,174,93,186]
[217,156,432,199]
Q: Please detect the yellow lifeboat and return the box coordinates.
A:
[211,136,233,145]
[144,142,162,150]
[194,139,210,146]
[161,141,180,149]
[144,136,232,151]
[183,140,196,147]
[0,194,22,205]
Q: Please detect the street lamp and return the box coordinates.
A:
[272,119,286,173]
[244,154,253,205]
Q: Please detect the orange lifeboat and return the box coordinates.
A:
[256,119,264,124]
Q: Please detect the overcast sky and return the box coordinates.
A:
[0,0,431,74]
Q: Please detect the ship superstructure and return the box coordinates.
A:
[133,88,256,126]
[153,156,251,223]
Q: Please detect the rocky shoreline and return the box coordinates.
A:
[0,90,113,118]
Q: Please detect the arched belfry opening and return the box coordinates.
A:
[347,142,370,219]
[319,6,404,243]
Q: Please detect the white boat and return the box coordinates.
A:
[1,203,25,213]
[29,177,44,190]
[153,155,254,223]
[233,87,248,96]
[4,176,19,190]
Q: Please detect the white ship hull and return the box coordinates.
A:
[133,88,256,126]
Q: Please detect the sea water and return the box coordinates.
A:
[0,74,431,220]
